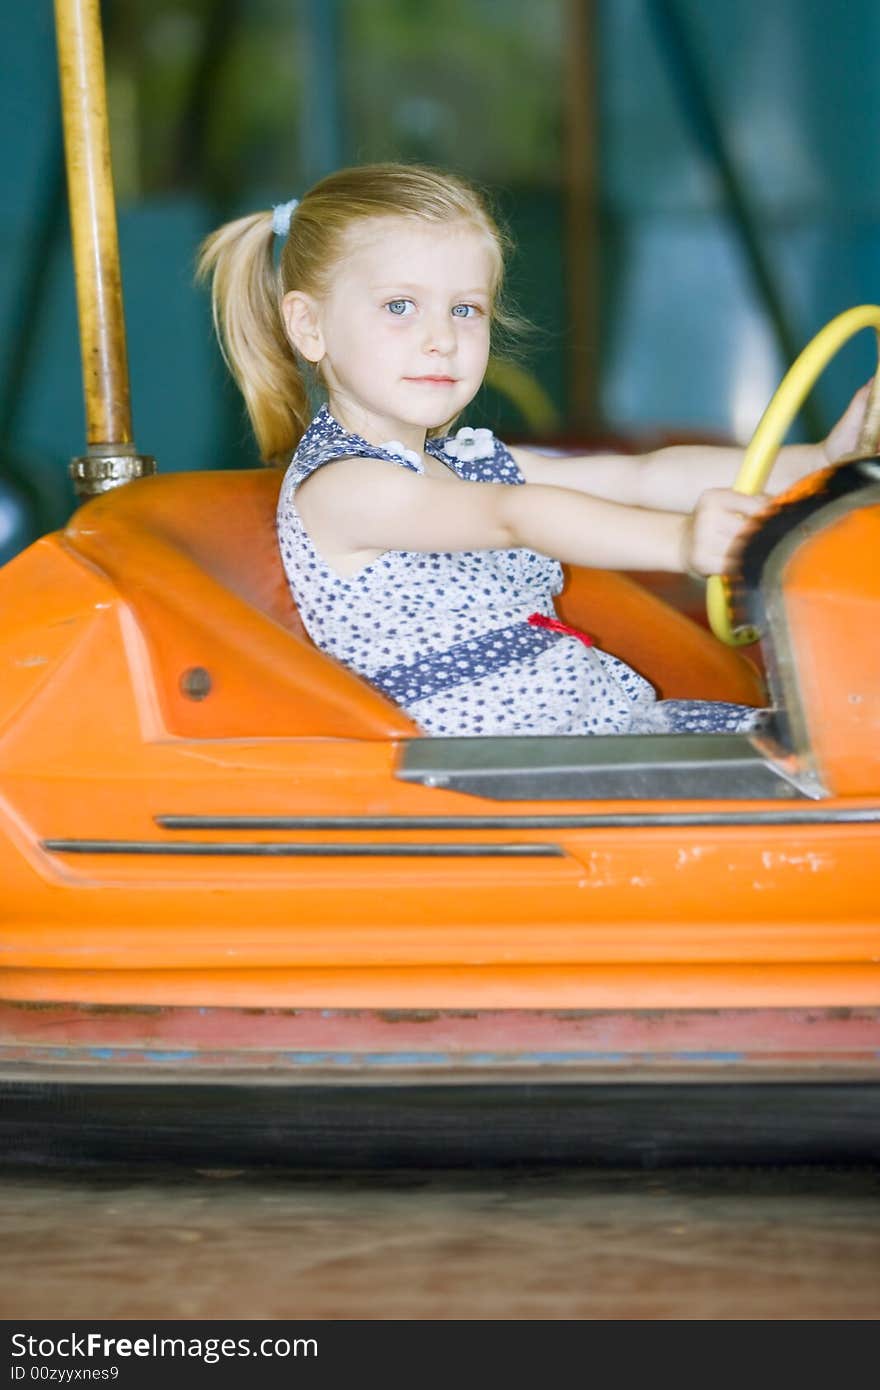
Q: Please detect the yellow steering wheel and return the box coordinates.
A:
[707,304,880,645]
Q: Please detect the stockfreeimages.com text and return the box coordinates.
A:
[11,1334,315,1365]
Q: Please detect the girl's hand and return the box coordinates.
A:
[684,488,768,577]
[822,378,874,463]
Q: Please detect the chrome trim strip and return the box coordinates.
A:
[41,839,564,859]
[155,808,880,831]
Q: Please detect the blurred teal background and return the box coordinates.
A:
[2,0,879,561]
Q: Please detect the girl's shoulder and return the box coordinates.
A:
[426,426,524,484]
[285,410,525,487]
[288,406,426,484]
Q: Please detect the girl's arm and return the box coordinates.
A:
[296,458,763,577]
[509,379,873,512]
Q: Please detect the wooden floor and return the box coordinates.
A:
[1,1164,878,1320]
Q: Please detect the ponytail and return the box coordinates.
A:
[196,213,311,463]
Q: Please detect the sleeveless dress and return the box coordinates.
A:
[276,407,765,737]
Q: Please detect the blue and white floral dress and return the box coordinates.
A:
[276,407,764,736]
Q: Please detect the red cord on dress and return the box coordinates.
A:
[527,612,595,647]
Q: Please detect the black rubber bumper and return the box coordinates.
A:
[3,1079,880,1169]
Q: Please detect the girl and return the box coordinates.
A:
[198,162,866,737]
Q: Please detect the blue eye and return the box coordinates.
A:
[452,303,478,319]
[386,299,414,316]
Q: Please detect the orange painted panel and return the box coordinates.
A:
[2,963,879,1011]
[783,507,880,794]
[0,470,876,1020]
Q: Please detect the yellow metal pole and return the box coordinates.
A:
[54,0,154,496]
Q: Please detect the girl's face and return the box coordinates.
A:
[283,217,495,448]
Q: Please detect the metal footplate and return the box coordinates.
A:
[398,733,803,802]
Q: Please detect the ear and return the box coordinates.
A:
[281,291,325,363]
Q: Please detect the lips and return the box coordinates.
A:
[405,375,456,385]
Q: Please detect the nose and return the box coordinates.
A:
[421,309,455,355]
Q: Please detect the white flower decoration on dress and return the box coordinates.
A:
[443,426,495,462]
[381,439,422,468]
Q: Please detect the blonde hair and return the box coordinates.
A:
[196,163,519,463]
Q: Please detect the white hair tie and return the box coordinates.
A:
[271,199,299,239]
